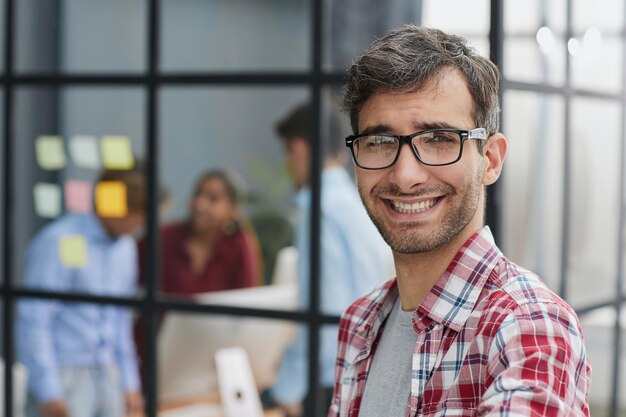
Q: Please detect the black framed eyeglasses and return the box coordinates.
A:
[344,128,488,170]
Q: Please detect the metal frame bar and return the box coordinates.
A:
[488,0,504,242]
[0,73,346,85]
[305,0,323,414]
[576,296,626,318]
[608,2,626,414]
[558,0,573,301]
[143,0,160,415]
[503,79,624,100]
[12,287,340,324]
[2,0,14,414]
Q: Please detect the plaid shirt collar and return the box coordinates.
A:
[348,226,501,366]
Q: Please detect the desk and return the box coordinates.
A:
[159,394,285,417]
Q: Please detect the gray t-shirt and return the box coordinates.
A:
[359,298,418,417]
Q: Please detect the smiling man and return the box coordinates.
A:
[329,26,591,417]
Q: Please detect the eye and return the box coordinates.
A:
[423,132,460,145]
[362,135,396,149]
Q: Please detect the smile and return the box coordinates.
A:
[390,198,438,214]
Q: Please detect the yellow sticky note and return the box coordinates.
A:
[59,235,88,268]
[95,181,128,217]
[36,135,67,170]
[101,136,134,170]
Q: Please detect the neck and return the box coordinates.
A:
[97,216,118,239]
[394,224,482,311]
[299,159,346,189]
[188,226,219,247]
[323,155,346,169]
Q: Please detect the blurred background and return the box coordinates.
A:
[0,0,624,416]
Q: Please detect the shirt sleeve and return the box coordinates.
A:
[270,215,353,404]
[16,234,66,402]
[270,325,309,404]
[114,241,141,392]
[479,302,592,416]
[136,236,146,287]
[328,312,352,417]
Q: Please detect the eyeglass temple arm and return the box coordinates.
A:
[468,128,488,140]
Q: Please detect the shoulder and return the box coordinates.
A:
[321,173,361,212]
[335,279,397,365]
[478,257,584,353]
[240,229,260,250]
[320,172,379,236]
[161,221,187,239]
[116,235,138,254]
[483,257,570,314]
[220,227,257,250]
[340,279,395,329]
[157,221,188,249]
[28,215,83,249]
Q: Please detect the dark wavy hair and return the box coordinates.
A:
[343,25,501,143]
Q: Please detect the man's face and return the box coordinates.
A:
[354,70,490,254]
[104,212,146,238]
[283,137,311,190]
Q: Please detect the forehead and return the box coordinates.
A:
[197,177,228,194]
[358,70,475,134]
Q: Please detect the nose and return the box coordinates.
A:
[388,143,430,192]
[192,196,210,212]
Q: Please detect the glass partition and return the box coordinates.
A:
[16,0,146,73]
[501,91,564,291]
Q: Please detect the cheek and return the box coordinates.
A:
[356,170,383,191]
[216,202,235,219]
[192,196,209,211]
[448,158,482,187]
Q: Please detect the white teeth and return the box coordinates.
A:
[391,198,437,214]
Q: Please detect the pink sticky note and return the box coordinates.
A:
[64,180,92,213]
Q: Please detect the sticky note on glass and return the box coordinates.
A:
[70,135,100,169]
[59,235,88,268]
[36,135,66,170]
[95,181,127,217]
[101,136,134,170]
[65,180,92,213]
[33,183,62,218]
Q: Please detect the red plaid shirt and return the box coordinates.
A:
[329,227,591,417]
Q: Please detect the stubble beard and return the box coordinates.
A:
[358,172,483,254]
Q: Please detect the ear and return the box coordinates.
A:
[481,133,507,186]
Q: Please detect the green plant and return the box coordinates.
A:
[245,157,295,284]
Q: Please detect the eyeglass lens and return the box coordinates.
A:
[353,130,462,168]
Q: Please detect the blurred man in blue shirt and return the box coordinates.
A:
[17,168,146,417]
[268,103,393,416]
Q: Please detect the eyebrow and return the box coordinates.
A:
[359,121,460,136]
[359,124,393,135]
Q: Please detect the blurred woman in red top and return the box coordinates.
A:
[153,170,261,295]
[135,170,261,383]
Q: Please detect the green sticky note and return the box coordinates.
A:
[70,135,100,169]
[36,135,67,170]
[59,235,88,268]
[33,183,62,219]
[101,136,134,170]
